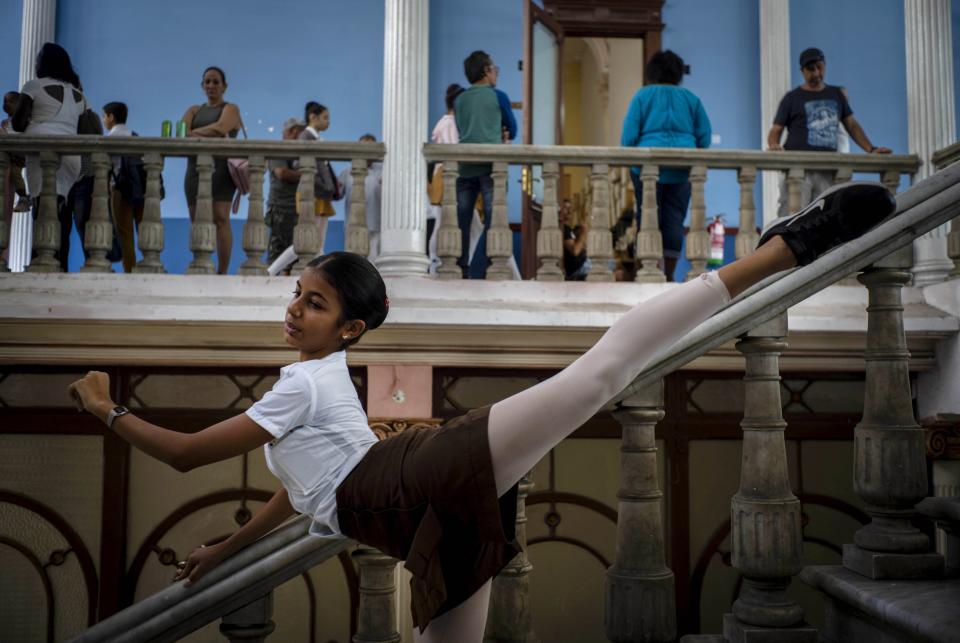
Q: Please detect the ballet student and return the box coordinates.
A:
[68,182,894,642]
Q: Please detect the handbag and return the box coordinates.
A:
[77,97,103,135]
[227,113,249,214]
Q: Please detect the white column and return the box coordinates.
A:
[10,0,56,272]
[906,0,956,286]
[377,0,430,277]
[759,0,791,226]
[19,0,56,86]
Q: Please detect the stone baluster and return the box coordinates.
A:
[352,547,401,643]
[844,246,945,579]
[725,312,817,641]
[0,151,9,272]
[880,170,900,196]
[949,217,960,277]
[187,154,216,275]
[635,164,665,283]
[486,161,513,280]
[586,163,614,281]
[80,152,113,272]
[485,474,537,642]
[785,167,803,214]
[605,380,675,643]
[832,166,853,186]
[238,155,268,276]
[292,155,319,276]
[436,160,462,279]
[734,166,759,260]
[346,158,370,256]
[27,151,61,272]
[685,165,709,280]
[219,593,275,642]
[536,161,563,280]
[136,153,166,273]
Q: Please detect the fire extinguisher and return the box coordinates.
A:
[707,215,725,269]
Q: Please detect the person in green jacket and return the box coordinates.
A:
[454,50,507,279]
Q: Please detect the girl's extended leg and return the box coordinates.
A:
[488,236,797,495]
[414,580,492,643]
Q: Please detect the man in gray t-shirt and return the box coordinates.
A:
[266,118,304,263]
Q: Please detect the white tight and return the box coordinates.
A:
[416,272,731,642]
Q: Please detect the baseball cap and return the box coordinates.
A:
[282,117,304,131]
[799,47,825,67]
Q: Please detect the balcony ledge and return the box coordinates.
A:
[0,273,956,370]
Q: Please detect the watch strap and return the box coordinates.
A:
[107,405,130,429]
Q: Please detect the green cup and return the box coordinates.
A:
[161,120,173,137]
[176,120,188,137]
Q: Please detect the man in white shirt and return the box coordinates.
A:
[102,101,143,272]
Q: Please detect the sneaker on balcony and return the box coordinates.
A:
[758,181,896,266]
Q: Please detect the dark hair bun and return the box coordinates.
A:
[307,252,388,348]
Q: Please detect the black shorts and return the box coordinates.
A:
[335,406,520,631]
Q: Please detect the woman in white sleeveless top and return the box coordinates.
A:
[13,43,87,271]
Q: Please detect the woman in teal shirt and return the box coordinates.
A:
[621,50,711,281]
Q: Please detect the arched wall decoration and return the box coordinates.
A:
[123,488,360,641]
[0,491,99,626]
[0,536,56,643]
[527,491,618,568]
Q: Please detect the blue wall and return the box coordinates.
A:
[790,0,908,155]
[429,0,525,224]
[1,1,23,94]
[662,0,761,227]
[44,0,385,272]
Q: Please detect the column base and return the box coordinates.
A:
[721,613,818,643]
[375,251,430,278]
[842,543,944,579]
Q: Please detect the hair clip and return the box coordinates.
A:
[384,297,390,307]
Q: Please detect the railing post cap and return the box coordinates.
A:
[618,378,664,408]
[870,244,913,270]
[744,311,789,338]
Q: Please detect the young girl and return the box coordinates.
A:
[68,182,893,642]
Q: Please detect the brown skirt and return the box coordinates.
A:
[335,406,520,631]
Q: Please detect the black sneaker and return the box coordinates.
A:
[757,182,896,265]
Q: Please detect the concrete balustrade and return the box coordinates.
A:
[352,547,401,643]
[605,381,675,643]
[485,474,537,643]
[0,136,385,274]
[79,152,113,272]
[422,143,920,282]
[932,141,960,277]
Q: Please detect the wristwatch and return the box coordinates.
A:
[106,405,130,429]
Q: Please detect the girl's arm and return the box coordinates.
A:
[190,103,241,138]
[69,371,272,471]
[175,487,296,585]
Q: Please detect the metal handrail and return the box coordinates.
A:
[70,516,349,643]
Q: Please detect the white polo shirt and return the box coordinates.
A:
[246,351,377,536]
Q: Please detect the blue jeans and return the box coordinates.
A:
[456,175,494,279]
[631,172,691,260]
